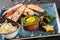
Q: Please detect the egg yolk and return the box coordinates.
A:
[26,17,35,23]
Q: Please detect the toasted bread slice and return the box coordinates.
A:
[3,4,23,17]
[11,5,26,22]
[7,14,13,19]
[27,4,45,12]
[23,12,28,16]
[23,8,35,16]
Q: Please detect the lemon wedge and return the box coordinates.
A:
[26,17,35,23]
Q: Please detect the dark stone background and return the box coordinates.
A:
[0,0,60,9]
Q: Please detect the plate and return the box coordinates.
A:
[0,3,60,39]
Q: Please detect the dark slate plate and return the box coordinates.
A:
[0,3,60,39]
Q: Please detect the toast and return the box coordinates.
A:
[23,8,35,16]
[3,4,23,17]
[7,14,13,19]
[11,5,26,22]
[27,4,45,12]
[23,12,28,16]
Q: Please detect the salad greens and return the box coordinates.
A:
[22,16,40,26]
[22,13,55,26]
[44,14,55,22]
[39,13,55,25]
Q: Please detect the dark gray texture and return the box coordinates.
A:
[0,0,60,9]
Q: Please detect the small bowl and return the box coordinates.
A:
[0,17,20,39]
[22,23,39,31]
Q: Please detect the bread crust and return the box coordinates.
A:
[3,4,23,17]
[11,5,26,22]
[23,8,35,16]
[27,4,45,12]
